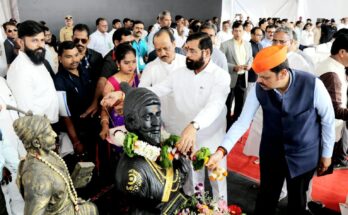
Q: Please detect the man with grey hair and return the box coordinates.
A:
[273,26,313,73]
[199,23,228,72]
[147,10,172,53]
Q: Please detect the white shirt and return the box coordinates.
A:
[140,54,186,129]
[88,30,113,57]
[338,23,348,30]
[173,29,187,48]
[147,24,161,54]
[287,52,313,73]
[45,44,59,74]
[243,32,251,42]
[0,77,26,158]
[149,60,231,151]
[7,51,59,123]
[216,30,232,45]
[300,30,314,46]
[108,28,117,44]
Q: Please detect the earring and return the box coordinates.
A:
[117,66,120,71]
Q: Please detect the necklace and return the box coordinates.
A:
[29,151,80,212]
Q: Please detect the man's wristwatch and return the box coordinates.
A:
[190,121,200,131]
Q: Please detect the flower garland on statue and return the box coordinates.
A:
[29,151,80,212]
[111,127,216,171]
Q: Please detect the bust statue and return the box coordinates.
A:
[115,82,190,214]
[13,115,98,215]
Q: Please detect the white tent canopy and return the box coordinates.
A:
[222,0,348,24]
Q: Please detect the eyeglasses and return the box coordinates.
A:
[73,38,88,44]
[65,16,73,20]
[7,29,17,33]
[272,39,289,44]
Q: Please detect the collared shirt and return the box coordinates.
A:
[140,53,186,130]
[45,44,59,74]
[149,60,230,137]
[54,65,94,120]
[233,39,247,75]
[216,30,232,45]
[221,71,335,158]
[132,39,148,72]
[211,47,228,72]
[173,29,187,48]
[81,48,103,84]
[88,30,113,57]
[260,38,272,48]
[7,51,59,123]
[59,26,73,42]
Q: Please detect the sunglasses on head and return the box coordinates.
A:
[73,38,88,44]
[7,29,17,33]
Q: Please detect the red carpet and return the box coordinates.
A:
[227,133,348,212]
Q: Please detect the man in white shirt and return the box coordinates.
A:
[147,10,172,53]
[7,20,59,124]
[173,15,187,48]
[145,32,230,201]
[261,25,276,48]
[108,18,122,42]
[102,32,230,201]
[139,27,186,131]
[88,17,113,57]
[243,21,253,42]
[216,21,232,46]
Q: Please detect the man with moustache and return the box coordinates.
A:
[139,27,186,132]
[102,32,230,201]
[72,24,103,118]
[7,20,59,124]
[132,20,148,73]
[147,10,173,53]
[3,21,18,66]
[59,15,74,42]
[54,41,97,163]
[88,17,113,57]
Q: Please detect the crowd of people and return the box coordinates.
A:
[1,10,348,214]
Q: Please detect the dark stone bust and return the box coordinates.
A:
[115,83,189,215]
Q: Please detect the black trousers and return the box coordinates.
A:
[0,187,7,215]
[254,155,316,215]
[333,137,348,165]
[226,74,246,130]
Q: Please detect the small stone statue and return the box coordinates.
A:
[13,115,98,215]
[115,83,190,214]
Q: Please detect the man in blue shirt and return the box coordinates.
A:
[207,45,335,214]
[132,20,148,73]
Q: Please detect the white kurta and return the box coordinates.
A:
[6,51,59,123]
[150,60,231,200]
[139,53,186,129]
[88,30,113,57]
[0,77,25,215]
